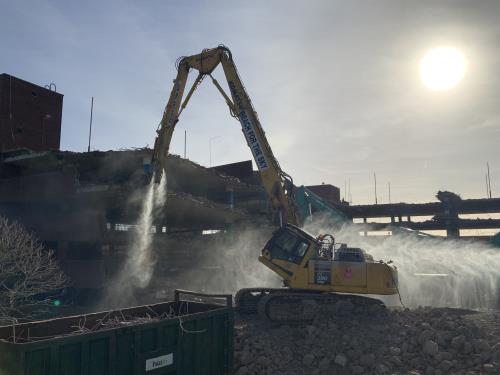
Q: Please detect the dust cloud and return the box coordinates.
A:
[103,187,499,311]
[149,225,282,300]
[183,227,281,294]
[304,215,500,310]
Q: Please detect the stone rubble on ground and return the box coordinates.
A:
[234,303,500,375]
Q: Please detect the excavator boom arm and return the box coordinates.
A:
[151,46,298,225]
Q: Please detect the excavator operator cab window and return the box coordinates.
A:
[266,228,309,264]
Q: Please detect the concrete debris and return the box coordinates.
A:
[1,149,262,211]
[234,307,500,375]
[423,340,439,356]
[335,354,347,367]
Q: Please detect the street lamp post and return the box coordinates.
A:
[209,136,221,167]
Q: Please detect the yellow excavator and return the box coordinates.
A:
[151,45,398,322]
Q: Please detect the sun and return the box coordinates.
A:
[419,47,467,91]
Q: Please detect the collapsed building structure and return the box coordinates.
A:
[0,74,273,299]
[345,193,500,239]
[0,148,270,296]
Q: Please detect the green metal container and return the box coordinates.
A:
[0,290,234,375]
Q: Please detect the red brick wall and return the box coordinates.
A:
[0,74,63,152]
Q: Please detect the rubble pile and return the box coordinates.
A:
[234,306,500,375]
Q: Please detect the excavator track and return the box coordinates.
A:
[256,291,386,324]
[235,288,290,313]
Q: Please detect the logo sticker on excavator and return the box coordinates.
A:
[239,110,269,171]
[314,262,331,284]
[227,80,269,171]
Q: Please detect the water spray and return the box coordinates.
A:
[106,173,167,306]
[305,216,500,310]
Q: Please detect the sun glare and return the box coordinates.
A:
[419,47,467,91]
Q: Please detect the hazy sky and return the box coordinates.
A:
[1,0,499,204]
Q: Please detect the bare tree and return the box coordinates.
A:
[0,216,68,324]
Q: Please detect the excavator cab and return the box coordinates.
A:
[262,225,312,264]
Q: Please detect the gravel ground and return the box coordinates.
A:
[234,305,500,375]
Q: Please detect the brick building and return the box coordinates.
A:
[0,73,63,152]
